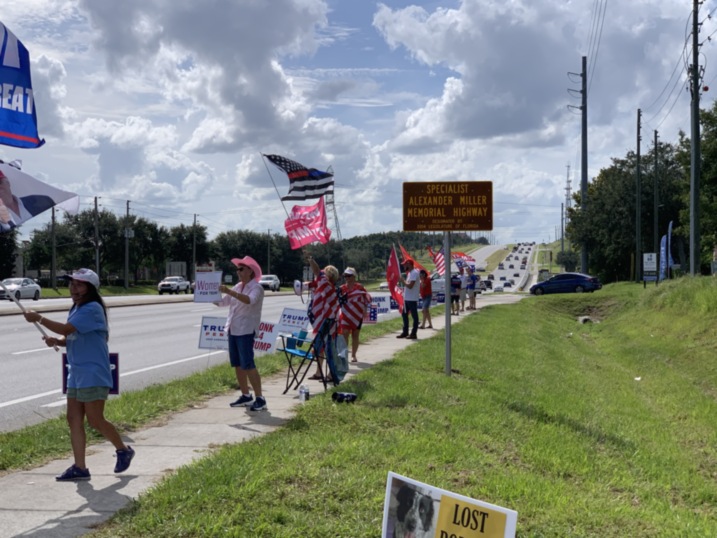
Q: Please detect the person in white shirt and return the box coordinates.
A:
[216,256,267,412]
[397,259,420,340]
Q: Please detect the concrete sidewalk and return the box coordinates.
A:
[0,296,523,538]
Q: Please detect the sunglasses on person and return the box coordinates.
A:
[344,273,354,278]
[237,266,247,272]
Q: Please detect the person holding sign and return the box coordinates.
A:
[22,269,135,481]
[216,256,267,412]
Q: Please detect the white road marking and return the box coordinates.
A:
[12,347,55,355]
[0,350,226,410]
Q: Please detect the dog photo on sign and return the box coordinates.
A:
[387,478,438,538]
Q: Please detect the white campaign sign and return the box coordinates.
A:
[198,316,228,350]
[193,271,223,303]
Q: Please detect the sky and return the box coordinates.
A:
[3,0,717,246]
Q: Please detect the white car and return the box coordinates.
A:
[0,278,42,301]
[158,276,191,294]
[259,274,281,292]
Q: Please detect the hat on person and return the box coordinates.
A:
[231,256,262,282]
[343,267,357,277]
[64,268,100,289]
[402,258,414,267]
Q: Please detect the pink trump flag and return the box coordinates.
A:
[284,196,332,250]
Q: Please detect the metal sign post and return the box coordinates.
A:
[402,181,493,377]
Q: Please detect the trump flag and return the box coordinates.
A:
[0,22,44,148]
[284,196,332,249]
[0,161,77,233]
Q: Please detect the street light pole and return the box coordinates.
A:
[267,229,271,274]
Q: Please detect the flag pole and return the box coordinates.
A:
[260,153,291,219]
[0,281,59,351]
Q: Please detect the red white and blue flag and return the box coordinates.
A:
[427,246,446,276]
[0,22,44,148]
[339,283,372,331]
[264,154,334,201]
[309,270,340,336]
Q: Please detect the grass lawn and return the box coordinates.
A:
[5,278,717,536]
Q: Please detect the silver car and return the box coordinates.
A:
[0,278,42,301]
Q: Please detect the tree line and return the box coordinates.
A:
[566,99,717,282]
[2,209,476,286]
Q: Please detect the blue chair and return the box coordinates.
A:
[278,318,338,394]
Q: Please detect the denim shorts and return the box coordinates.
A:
[421,295,432,308]
[66,386,110,402]
[228,332,256,370]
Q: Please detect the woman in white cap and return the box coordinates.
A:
[216,256,267,412]
[23,268,135,481]
[338,267,371,362]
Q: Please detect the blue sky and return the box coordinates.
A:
[2,0,716,246]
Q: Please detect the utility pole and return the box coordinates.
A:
[94,196,100,276]
[653,130,659,257]
[267,228,271,274]
[51,206,56,289]
[561,203,564,253]
[191,214,197,282]
[636,109,642,283]
[689,0,702,275]
[124,200,130,290]
[580,56,588,273]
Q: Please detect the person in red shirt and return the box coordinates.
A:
[419,270,433,329]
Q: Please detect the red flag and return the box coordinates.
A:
[386,245,404,313]
[398,243,427,273]
[284,197,331,249]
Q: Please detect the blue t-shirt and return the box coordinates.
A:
[467,274,477,290]
[66,302,112,389]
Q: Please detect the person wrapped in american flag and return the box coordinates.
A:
[338,267,372,363]
[306,254,340,380]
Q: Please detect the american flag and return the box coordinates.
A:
[308,271,340,336]
[339,284,372,331]
[363,303,378,324]
[264,154,334,201]
[428,246,446,276]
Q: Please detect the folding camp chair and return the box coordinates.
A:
[278,318,338,394]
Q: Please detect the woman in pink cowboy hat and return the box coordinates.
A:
[216,255,267,412]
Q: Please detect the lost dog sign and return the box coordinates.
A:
[382,472,517,538]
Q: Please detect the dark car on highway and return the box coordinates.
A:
[529,272,602,295]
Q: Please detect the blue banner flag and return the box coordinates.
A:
[659,235,667,281]
[0,22,44,148]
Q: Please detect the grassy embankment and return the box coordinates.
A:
[3,277,715,536]
[84,277,715,537]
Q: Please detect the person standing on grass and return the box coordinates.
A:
[216,256,267,412]
[23,268,135,482]
[397,259,419,340]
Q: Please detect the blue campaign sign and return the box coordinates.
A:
[63,353,120,395]
[0,22,44,148]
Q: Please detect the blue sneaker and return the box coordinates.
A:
[230,394,253,407]
[114,446,135,473]
[56,464,91,481]
[249,397,267,412]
